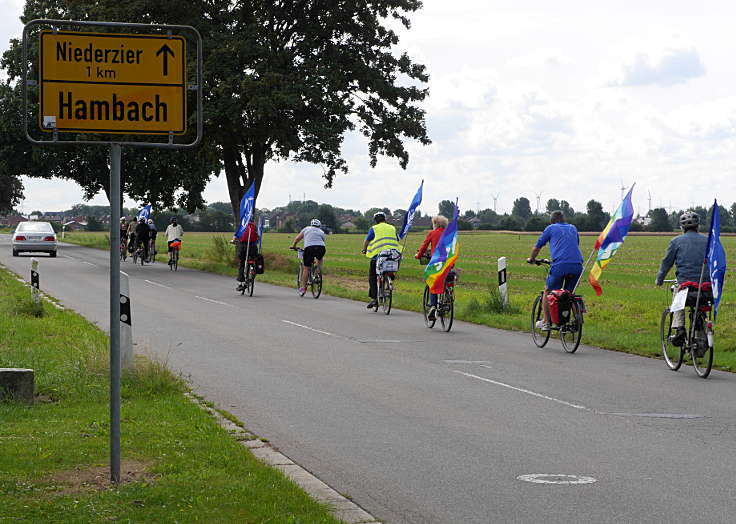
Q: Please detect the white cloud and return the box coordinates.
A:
[508,48,573,68]
[603,36,705,87]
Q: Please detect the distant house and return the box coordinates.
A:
[29,212,42,221]
[341,221,355,231]
[63,220,87,231]
[43,212,65,222]
[0,215,26,228]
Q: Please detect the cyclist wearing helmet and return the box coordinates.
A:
[165,217,184,264]
[147,218,158,257]
[362,211,400,309]
[134,217,151,261]
[291,218,326,295]
[656,211,710,346]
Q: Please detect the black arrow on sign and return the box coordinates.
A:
[156,44,175,76]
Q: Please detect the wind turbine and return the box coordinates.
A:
[647,190,652,213]
[534,192,543,214]
[492,193,500,213]
[619,180,628,202]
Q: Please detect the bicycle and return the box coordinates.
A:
[292,247,322,299]
[168,240,181,271]
[660,279,714,378]
[529,259,585,353]
[239,258,256,297]
[119,238,127,262]
[375,249,401,315]
[422,269,457,332]
[147,237,157,263]
[132,241,146,266]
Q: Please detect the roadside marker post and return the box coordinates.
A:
[22,19,203,484]
[119,271,133,370]
[498,256,508,309]
[30,258,40,304]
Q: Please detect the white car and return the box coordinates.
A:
[12,221,57,257]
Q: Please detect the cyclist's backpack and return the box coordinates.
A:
[547,290,573,325]
[254,254,265,274]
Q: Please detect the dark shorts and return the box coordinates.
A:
[546,263,583,291]
[303,245,326,267]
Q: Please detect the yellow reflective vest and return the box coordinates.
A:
[365,222,401,258]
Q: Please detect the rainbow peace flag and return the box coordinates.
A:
[424,203,459,294]
[588,185,635,296]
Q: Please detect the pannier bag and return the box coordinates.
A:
[547,290,573,325]
[254,253,265,274]
[170,240,182,250]
[377,249,401,274]
[679,281,714,309]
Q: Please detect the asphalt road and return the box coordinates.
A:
[3,236,736,524]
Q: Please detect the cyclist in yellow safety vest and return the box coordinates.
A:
[361,211,401,309]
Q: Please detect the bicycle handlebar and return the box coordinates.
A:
[527,258,551,266]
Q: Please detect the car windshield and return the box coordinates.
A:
[16,222,54,233]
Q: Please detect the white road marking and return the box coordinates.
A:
[81,261,96,266]
[145,279,171,289]
[281,320,343,339]
[443,360,492,364]
[517,474,597,485]
[452,371,589,411]
[195,296,233,307]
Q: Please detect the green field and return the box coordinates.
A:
[65,231,736,371]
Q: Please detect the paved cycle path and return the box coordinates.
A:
[2,236,736,524]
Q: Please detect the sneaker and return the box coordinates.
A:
[298,287,306,295]
[367,300,378,309]
[427,306,437,321]
[535,320,551,331]
[670,327,686,347]
[236,283,245,291]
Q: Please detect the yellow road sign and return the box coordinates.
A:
[40,31,186,135]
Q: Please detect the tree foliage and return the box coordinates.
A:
[438,200,455,219]
[648,208,671,232]
[511,197,532,220]
[0,0,429,220]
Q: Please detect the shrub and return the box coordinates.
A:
[205,236,238,268]
[464,284,520,316]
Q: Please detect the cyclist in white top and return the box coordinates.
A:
[291,219,327,295]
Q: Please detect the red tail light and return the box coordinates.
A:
[15,235,26,241]
[43,236,55,241]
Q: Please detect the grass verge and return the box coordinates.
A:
[0,265,343,523]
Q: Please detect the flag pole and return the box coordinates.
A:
[573,247,597,294]
[690,259,707,344]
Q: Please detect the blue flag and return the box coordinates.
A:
[234,183,255,239]
[706,199,727,320]
[399,180,423,240]
[137,204,152,221]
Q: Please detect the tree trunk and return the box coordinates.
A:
[223,141,266,224]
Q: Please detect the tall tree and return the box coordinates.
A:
[1,0,430,221]
[648,208,671,232]
[511,197,532,220]
[585,199,608,231]
[438,200,455,219]
[0,173,23,214]
[559,200,575,217]
[545,198,560,213]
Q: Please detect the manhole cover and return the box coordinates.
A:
[517,474,597,485]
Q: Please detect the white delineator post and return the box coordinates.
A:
[119,271,133,370]
[498,256,508,309]
[30,258,40,304]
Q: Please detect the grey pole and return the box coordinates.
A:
[109,143,122,483]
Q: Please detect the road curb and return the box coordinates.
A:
[185,393,382,524]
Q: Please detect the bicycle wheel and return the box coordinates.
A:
[247,266,255,297]
[173,250,179,271]
[374,277,381,312]
[423,286,436,328]
[691,313,713,378]
[311,267,322,299]
[531,293,551,348]
[560,301,582,353]
[296,263,303,290]
[132,251,138,264]
[149,241,156,263]
[382,276,393,315]
[120,244,127,262]
[660,308,684,371]
[439,288,454,332]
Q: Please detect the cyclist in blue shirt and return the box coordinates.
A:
[527,210,584,331]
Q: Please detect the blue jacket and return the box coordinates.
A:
[535,222,584,267]
[656,231,709,284]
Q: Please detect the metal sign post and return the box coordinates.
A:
[23,19,203,484]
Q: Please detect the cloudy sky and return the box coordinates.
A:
[3,0,735,216]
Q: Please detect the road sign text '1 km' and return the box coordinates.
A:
[40,31,186,135]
